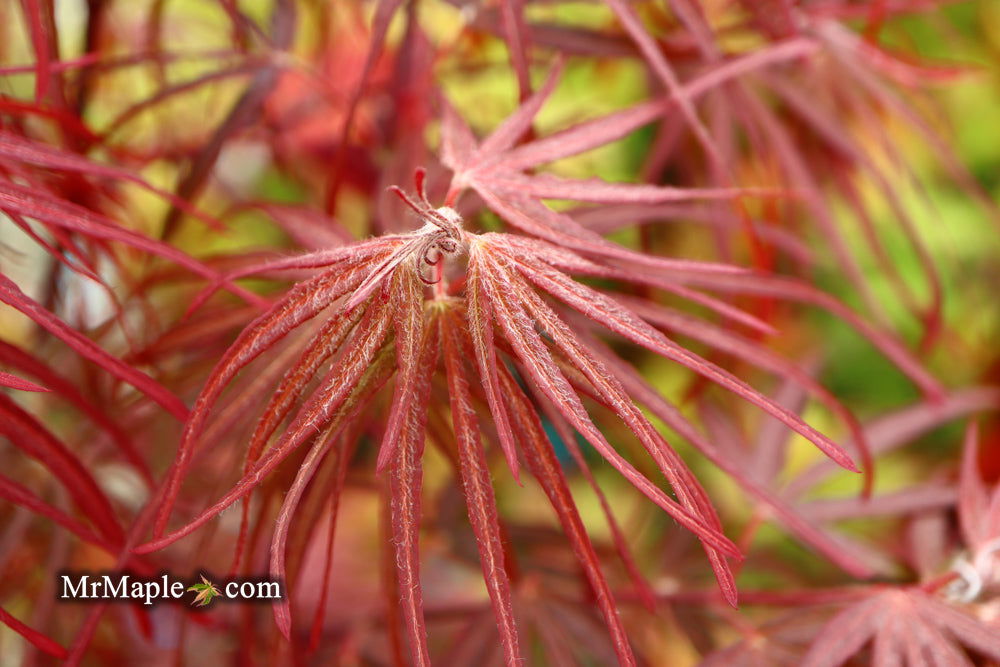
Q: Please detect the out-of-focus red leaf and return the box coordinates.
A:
[788,388,1000,499]
[0,341,151,482]
[0,180,263,306]
[498,0,532,100]
[0,273,188,421]
[0,605,68,659]
[0,96,98,142]
[0,130,226,230]
[324,0,406,211]
[0,474,111,549]
[18,0,53,103]
[254,203,352,250]
[0,393,123,545]
[0,370,49,392]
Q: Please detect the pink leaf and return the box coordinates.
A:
[442,309,523,665]
[673,271,944,398]
[481,170,783,205]
[498,366,638,663]
[376,265,431,472]
[510,251,859,473]
[473,59,563,163]
[498,0,532,100]
[467,254,521,482]
[153,254,386,536]
[470,243,739,558]
[271,429,340,639]
[440,98,479,173]
[579,332,876,576]
[145,286,394,550]
[958,423,990,549]
[388,321,440,665]
[800,596,882,667]
[916,594,1000,661]
[507,264,737,603]
[787,388,1000,499]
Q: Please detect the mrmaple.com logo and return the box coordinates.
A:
[57,572,282,607]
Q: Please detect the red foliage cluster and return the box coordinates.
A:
[1,0,998,664]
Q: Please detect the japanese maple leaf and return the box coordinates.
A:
[188,576,222,607]
[129,63,947,663]
[800,586,1000,666]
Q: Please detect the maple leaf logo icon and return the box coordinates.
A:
[187,575,221,607]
